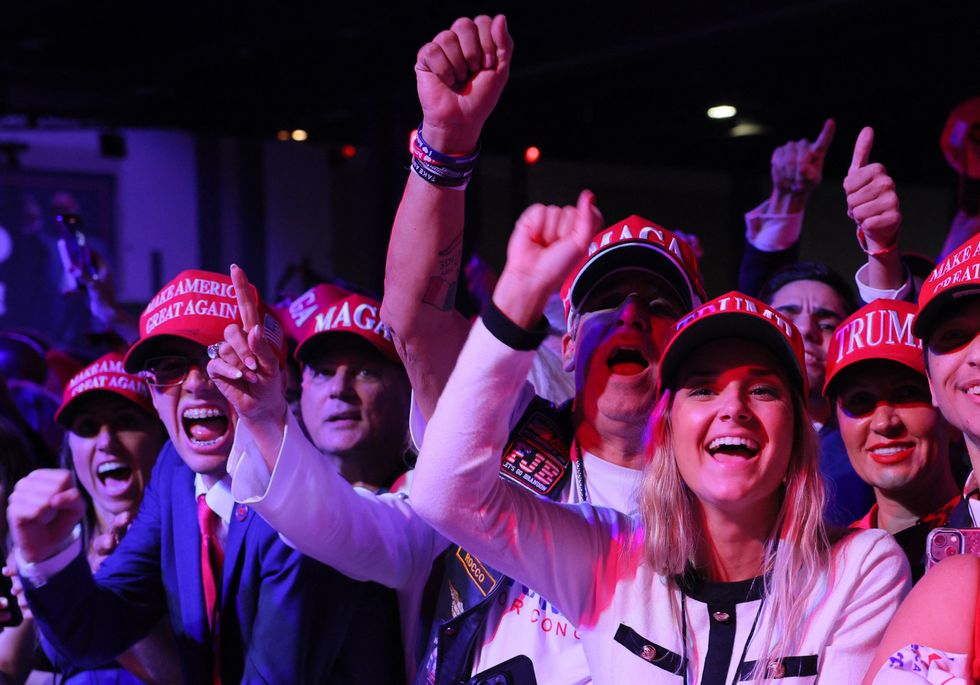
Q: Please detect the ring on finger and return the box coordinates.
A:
[207,343,222,360]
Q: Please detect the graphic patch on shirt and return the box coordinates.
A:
[455,547,498,597]
[500,408,570,495]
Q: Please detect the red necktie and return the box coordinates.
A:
[197,494,223,684]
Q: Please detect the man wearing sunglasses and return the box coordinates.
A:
[8,267,402,683]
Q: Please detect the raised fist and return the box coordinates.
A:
[844,127,901,251]
[771,119,836,197]
[7,469,86,564]
[414,15,513,154]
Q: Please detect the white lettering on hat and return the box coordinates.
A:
[145,301,185,335]
[930,243,975,283]
[144,277,237,315]
[71,375,109,396]
[353,303,377,331]
[289,290,318,328]
[834,309,919,363]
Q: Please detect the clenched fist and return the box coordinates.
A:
[7,469,86,564]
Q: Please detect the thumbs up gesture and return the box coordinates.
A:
[844,127,902,253]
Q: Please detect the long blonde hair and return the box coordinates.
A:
[639,387,830,682]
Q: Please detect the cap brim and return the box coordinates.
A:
[914,286,980,340]
[123,332,211,373]
[295,330,401,366]
[569,243,696,313]
[823,356,925,398]
[55,389,154,428]
[660,312,805,395]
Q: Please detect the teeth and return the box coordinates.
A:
[97,461,127,475]
[708,436,760,452]
[967,385,980,396]
[188,436,223,447]
[871,445,910,456]
[182,407,224,420]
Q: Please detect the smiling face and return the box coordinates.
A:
[300,335,410,459]
[925,299,980,453]
[145,338,237,478]
[562,270,682,432]
[769,279,848,396]
[68,394,167,517]
[670,339,795,513]
[836,360,950,494]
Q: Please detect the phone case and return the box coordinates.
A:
[926,527,980,571]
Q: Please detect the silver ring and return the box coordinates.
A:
[207,343,221,360]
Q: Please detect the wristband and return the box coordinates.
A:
[482,299,549,351]
[411,157,471,190]
[413,126,480,168]
[856,226,897,257]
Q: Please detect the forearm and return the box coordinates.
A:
[230,413,443,588]
[0,619,36,685]
[381,172,472,419]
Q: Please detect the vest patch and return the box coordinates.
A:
[455,548,498,597]
[500,408,570,495]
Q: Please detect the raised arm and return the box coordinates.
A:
[209,266,445,589]
[844,127,906,300]
[381,15,512,421]
[738,120,835,295]
[410,193,631,624]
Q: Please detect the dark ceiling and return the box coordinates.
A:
[0,0,977,184]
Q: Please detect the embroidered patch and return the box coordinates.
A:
[455,548,498,597]
[500,409,569,495]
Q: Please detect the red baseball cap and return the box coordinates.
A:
[293,287,400,365]
[659,291,806,396]
[55,352,155,427]
[914,233,980,340]
[124,269,287,373]
[560,216,705,327]
[824,299,923,395]
[940,96,980,178]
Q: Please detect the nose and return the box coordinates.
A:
[869,402,902,436]
[327,366,357,399]
[94,423,114,450]
[183,364,215,393]
[615,295,650,332]
[718,386,752,424]
[793,313,820,343]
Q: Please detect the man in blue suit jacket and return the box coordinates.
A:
[8,268,402,684]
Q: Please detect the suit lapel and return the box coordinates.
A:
[221,503,254,607]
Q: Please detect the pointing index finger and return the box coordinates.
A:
[811,118,836,153]
[850,126,874,171]
[231,264,259,331]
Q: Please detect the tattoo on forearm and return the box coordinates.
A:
[437,232,463,278]
[422,277,458,311]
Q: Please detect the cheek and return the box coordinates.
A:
[836,411,867,455]
[69,436,97,486]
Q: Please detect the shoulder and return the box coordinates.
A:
[831,528,910,578]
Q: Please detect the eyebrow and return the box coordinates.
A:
[681,366,784,382]
[774,304,844,320]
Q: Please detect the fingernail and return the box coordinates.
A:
[235,369,244,380]
[231,263,239,270]
[246,371,259,384]
[245,357,258,371]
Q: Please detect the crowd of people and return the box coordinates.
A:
[0,13,976,685]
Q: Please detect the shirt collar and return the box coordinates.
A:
[194,473,235,524]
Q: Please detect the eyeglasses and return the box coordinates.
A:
[142,351,210,388]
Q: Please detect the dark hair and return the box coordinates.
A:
[758,261,858,315]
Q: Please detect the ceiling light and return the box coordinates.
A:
[524,146,541,164]
[291,129,308,142]
[707,105,737,119]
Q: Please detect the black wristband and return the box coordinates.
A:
[482,299,549,351]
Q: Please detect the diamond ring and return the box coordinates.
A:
[207,343,222,360]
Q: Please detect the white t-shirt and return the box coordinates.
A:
[470,450,641,684]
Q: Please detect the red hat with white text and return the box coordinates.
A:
[914,234,980,340]
[293,285,400,365]
[658,291,806,396]
[124,269,287,373]
[560,216,705,327]
[56,352,155,427]
[823,299,923,395]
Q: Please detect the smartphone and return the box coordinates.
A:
[55,212,97,286]
[0,573,23,628]
[469,656,537,685]
[926,527,980,571]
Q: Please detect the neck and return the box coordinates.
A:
[93,504,114,535]
[329,449,406,492]
[696,498,779,582]
[875,462,959,534]
[967,436,980,478]
[574,417,644,470]
[807,392,830,426]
